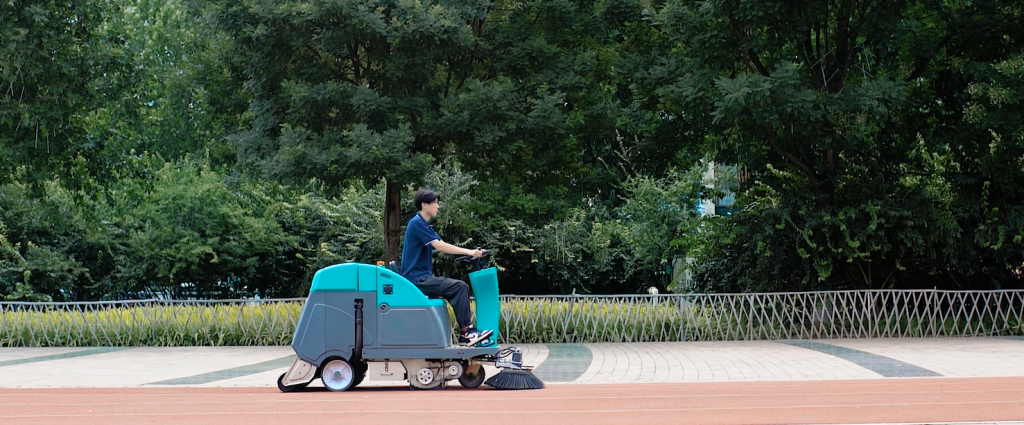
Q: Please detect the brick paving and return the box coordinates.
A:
[1,337,1023,388]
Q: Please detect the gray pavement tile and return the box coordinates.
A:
[0,347,129,368]
[533,344,592,382]
[147,355,296,385]
[782,340,942,378]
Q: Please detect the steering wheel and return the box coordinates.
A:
[455,249,490,271]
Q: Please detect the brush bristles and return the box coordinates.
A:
[485,369,544,390]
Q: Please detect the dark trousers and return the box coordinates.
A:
[415,276,472,330]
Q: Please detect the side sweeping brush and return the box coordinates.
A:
[485,368,544,390]
[485,347,544,390]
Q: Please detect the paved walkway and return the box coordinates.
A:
[1,337,1023,388]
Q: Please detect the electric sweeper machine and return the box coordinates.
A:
[276,256,543,391]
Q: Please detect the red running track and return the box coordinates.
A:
[2,377,1023,425]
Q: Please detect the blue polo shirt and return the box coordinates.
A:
[401,213,441,283]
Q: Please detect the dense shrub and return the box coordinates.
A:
[0,155,301,300]
[470,166,706,295]
[1,154,709,299]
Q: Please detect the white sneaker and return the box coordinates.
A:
[459,328,494,346]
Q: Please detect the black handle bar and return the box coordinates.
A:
[455,249,490,263]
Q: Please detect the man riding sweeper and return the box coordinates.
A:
[401,189,493,347]
[276,189,542,391]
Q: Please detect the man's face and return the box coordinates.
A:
[422,200,439,218]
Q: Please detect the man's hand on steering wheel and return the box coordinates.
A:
[456,249,490,263]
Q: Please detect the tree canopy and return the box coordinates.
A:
[1,0,1021,301]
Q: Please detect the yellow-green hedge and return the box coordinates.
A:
[0,302,303,347]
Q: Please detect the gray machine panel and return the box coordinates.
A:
[292,291,378,366]
[293,293,327,365]
[359,292,377,348]
[378,305,449,348]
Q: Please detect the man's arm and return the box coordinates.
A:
[429,240,484,258]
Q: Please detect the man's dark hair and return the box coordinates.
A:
[414,189,440,211]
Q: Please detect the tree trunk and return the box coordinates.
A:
[384,178,402,263]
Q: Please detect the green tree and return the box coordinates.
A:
[0,162,103,300]
[902,0,1024,288]
[197,0,495,262]
[86,0,243,165]
[118,161,299,298]
[0,219,52,301]
[203,0,692,266]
[440,0,689,223]
[646,0,1023,290]
[0,153,307,300]
[1,0,129,177]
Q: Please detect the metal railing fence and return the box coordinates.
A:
[501,290,1024,343]
[2,290,1022,347]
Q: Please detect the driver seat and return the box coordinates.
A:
[388,260,445,301]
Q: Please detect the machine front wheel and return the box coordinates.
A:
[458,363,486,389]
[321,358,357,391]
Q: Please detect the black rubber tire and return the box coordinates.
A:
[351,362,367,388]
[458,364,486,389]
[276,373,309,393]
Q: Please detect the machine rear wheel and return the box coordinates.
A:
[321,358,356,391]
[277,373,309,392]
[458,364,486,389]
[351,362,367,388]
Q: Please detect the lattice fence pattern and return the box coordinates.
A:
[500,290,1024,343]
[1,291,1022,346]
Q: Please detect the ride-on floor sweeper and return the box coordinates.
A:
[277,254,543,391]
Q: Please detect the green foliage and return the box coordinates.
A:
[3,0,1023,298]
[87,0,241,165]
[1,0,128,174]
[441,0,686,222]
[116,161,300,297]
[0,219,51,301]
[199,0,475,188]
[0,155,304,300]
[282,183,387,283]
[646,0,1024,291]
[478,164,705,294]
